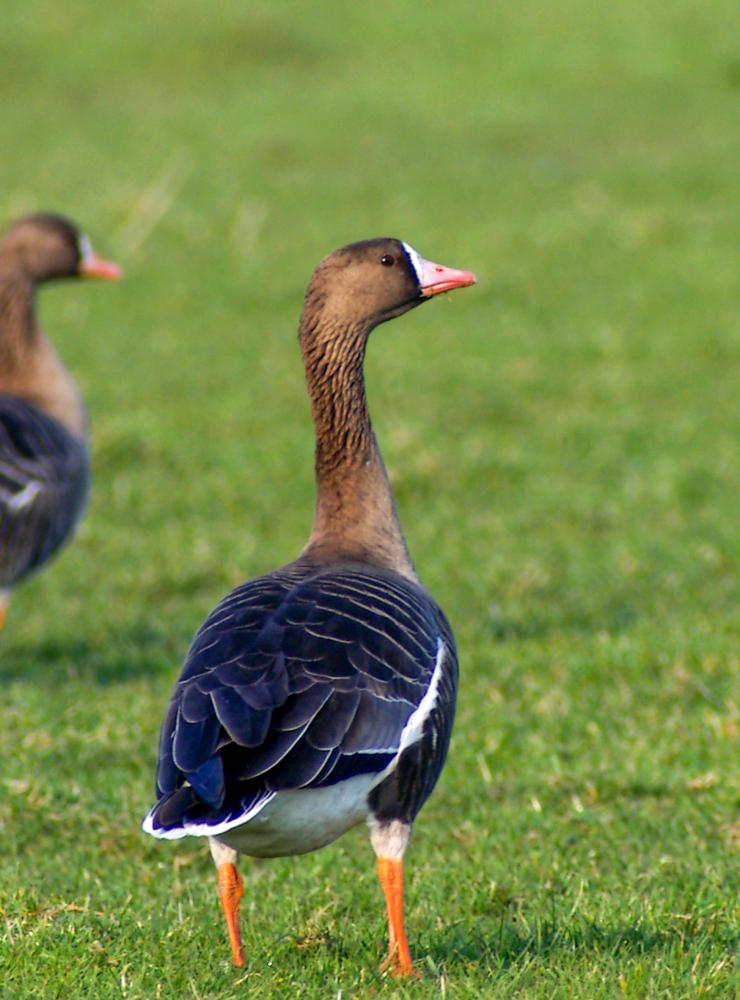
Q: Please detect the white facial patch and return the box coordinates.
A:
[401,241,425,287]
[78,234,93,265]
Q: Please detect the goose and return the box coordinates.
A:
[0,212,121,630]
[143,238,475,976]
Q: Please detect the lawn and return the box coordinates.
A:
[1,1,738,997]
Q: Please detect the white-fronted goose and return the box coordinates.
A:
[0,212,121,629]
[143,238,476,976]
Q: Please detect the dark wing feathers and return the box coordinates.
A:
[305,688,361,750]
[155,700,179,794]
[211,687,272,747]
[265,741,335,790]
[189,756,225,808]
[0,396,88,588]
[173,710,220,773]
[149,563,453,832]
[180,683,211,723]
[234,724,307,781]
[342,691,412,753]
[275,684,333,731]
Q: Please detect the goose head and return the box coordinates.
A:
[0,212,121,284]
[300,238,475,340]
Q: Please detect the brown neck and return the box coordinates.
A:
[299,311,415,579]
[0,266,35,372]
[0,265,86,438]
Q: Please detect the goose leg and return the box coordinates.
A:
[0,592,7,631]
[370,820,417,978]
[210,839,244,966]
[377,857,414,976]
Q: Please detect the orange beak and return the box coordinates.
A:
[417,256,476,297]
[79,250,123,281]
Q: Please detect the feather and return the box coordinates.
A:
[305,689,361,750]
[211,687,272,747]
[172,711,221,773]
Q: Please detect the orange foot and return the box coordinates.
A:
[377,858,419,978]
[380,943,420,978]
[217,862,245,967]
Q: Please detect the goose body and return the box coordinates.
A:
[0,213,120,626]
[145,561,457,856]
[144,238,475,975]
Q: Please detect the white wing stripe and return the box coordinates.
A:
[371,637,445,789]
[7,480,42,511]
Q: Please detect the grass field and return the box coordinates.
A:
[1,1,738,997]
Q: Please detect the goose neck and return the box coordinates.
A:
[0,267,86,438]
[0,267,36,373]
[300,315,415,579]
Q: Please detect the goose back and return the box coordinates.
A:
[145,560,457,845]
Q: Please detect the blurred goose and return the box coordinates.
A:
[0,212,121,629]
[143,238,475,976]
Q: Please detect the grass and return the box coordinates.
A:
[1,1,738,996]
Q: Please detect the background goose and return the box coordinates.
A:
[0,212,121,629]
[143,238,475,976]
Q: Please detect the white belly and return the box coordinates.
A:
[215,773,375,858]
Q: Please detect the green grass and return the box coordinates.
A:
[1,1,738,996]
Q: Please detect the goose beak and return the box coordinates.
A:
[78,238,123,281]
[418,257,476,297]
[79,254,123,281]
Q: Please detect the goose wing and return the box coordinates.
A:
[145,563,457,837]
[0,396,89,588]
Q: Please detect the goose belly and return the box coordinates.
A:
[217,773,376,858]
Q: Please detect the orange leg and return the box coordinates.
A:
[0,606,5,631]
[217,862,245,967]
[377,857,417,977]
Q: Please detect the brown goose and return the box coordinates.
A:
[0,212,121,629]
[143,238,475,976]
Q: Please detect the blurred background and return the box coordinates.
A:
[2,2,737,996]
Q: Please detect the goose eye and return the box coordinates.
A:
[380,254,394,267]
